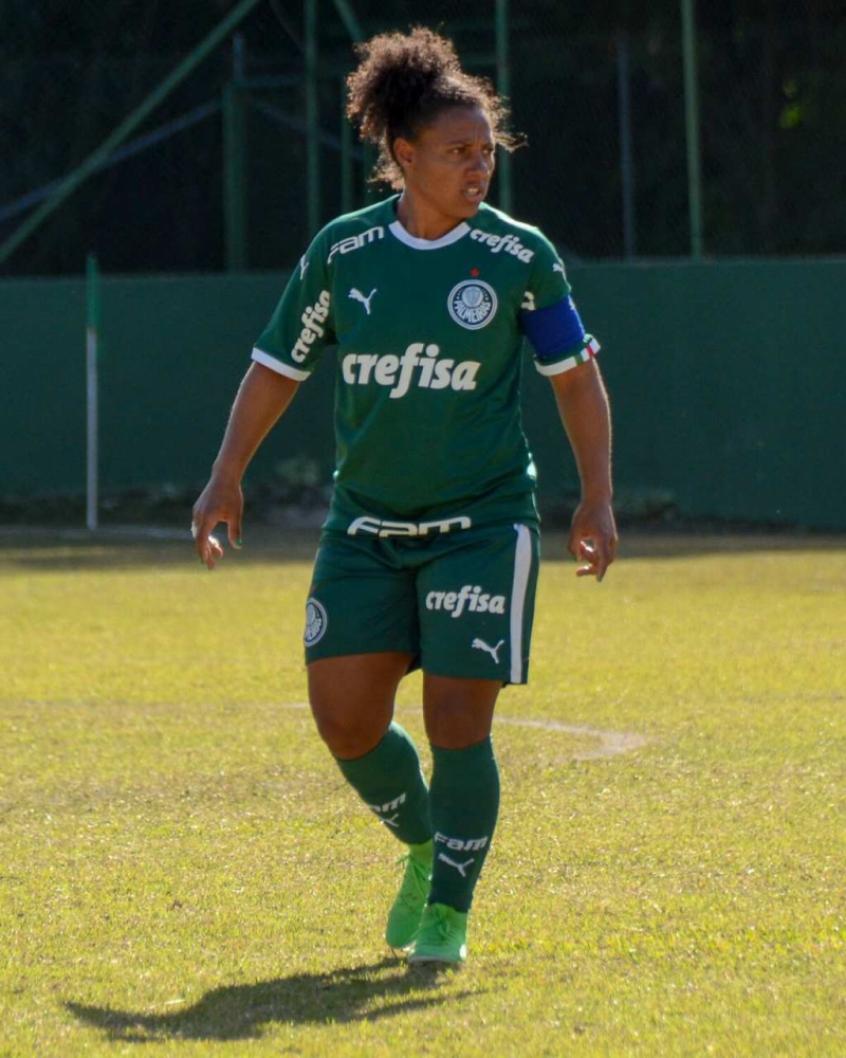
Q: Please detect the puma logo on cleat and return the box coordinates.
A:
[349,287,377,315]
[438,853,475,877]
[472,637,505,664]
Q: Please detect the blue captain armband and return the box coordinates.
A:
[519,295,587,360]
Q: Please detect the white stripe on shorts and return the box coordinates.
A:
[510,524,533,683]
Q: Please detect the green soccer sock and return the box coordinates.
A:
[335,722,432,846]
[427,738,500,913]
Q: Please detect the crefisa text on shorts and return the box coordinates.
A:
[426,584,507,618]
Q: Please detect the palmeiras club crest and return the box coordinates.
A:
[448,280,498,330]
[304,597,328,646]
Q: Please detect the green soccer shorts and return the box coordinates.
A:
[303,521,540,684]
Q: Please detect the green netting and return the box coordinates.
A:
[1,1,844,276]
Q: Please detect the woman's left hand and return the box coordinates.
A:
[568,499,618,582]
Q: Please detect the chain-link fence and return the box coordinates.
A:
[2,0,844,276]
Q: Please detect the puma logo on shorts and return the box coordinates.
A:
[305,523,538,684]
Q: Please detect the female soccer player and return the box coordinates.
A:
[192,27,616,966]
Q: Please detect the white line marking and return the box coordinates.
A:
[9,700,649,762]
[492,716,649,759]
[280,703,648,760]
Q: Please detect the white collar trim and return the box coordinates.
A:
[388,218,471,250]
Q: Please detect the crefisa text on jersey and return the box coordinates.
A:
[291,290,332,363]
[469,229,534,263]
[342,342,481,398]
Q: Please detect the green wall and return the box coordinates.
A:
[1,261,843,529]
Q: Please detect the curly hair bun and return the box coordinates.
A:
[346,27,517,190]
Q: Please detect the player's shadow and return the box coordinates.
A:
[66,956,480,1043]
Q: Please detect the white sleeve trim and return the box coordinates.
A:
[534,337,600,377]
[251,347,310,381]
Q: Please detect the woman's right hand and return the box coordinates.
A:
[189,363,300,569]
[191,474,243,569]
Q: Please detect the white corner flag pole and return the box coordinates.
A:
[85,253,100,532]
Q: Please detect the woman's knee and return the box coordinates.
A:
[423,674,500,749]
[311,704,387,759]
[306,653,410,759]
[424,706,491,749]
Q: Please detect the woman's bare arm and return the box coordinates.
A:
[548,359,618,581]
[192,363,300,567]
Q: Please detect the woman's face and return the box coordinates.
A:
[394,105,496,223]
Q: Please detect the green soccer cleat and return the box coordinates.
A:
[407,902,468,965]
[385,840,433,950]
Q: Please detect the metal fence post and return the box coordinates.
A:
[496,0,513,215]
[341,76,354,214]
[86,254,101,532]
[681,0,703,258]
[305,0,320,236]
[617,31,637,260]
[223,81,247,271]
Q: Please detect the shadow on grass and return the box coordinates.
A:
[0,526,321,571]
[2,526,843,574]
[66,956,483,1042]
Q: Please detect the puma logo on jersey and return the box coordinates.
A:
[327,225,384,263]
[298,254,310,280]
[469,229,535,263]
[472,637,505,663]
[341,342,480,399]
[291,290,331,363]
[553,262,565,275]
[438,853,475,877]
[426,585,506,618]
[348,287,377,314]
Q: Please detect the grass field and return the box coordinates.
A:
[1,529,844,1057]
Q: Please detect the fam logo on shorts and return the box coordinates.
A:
[448,280,498,330]
[304,597,328,646]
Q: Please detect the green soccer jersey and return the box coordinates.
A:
[253,196,598,535]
